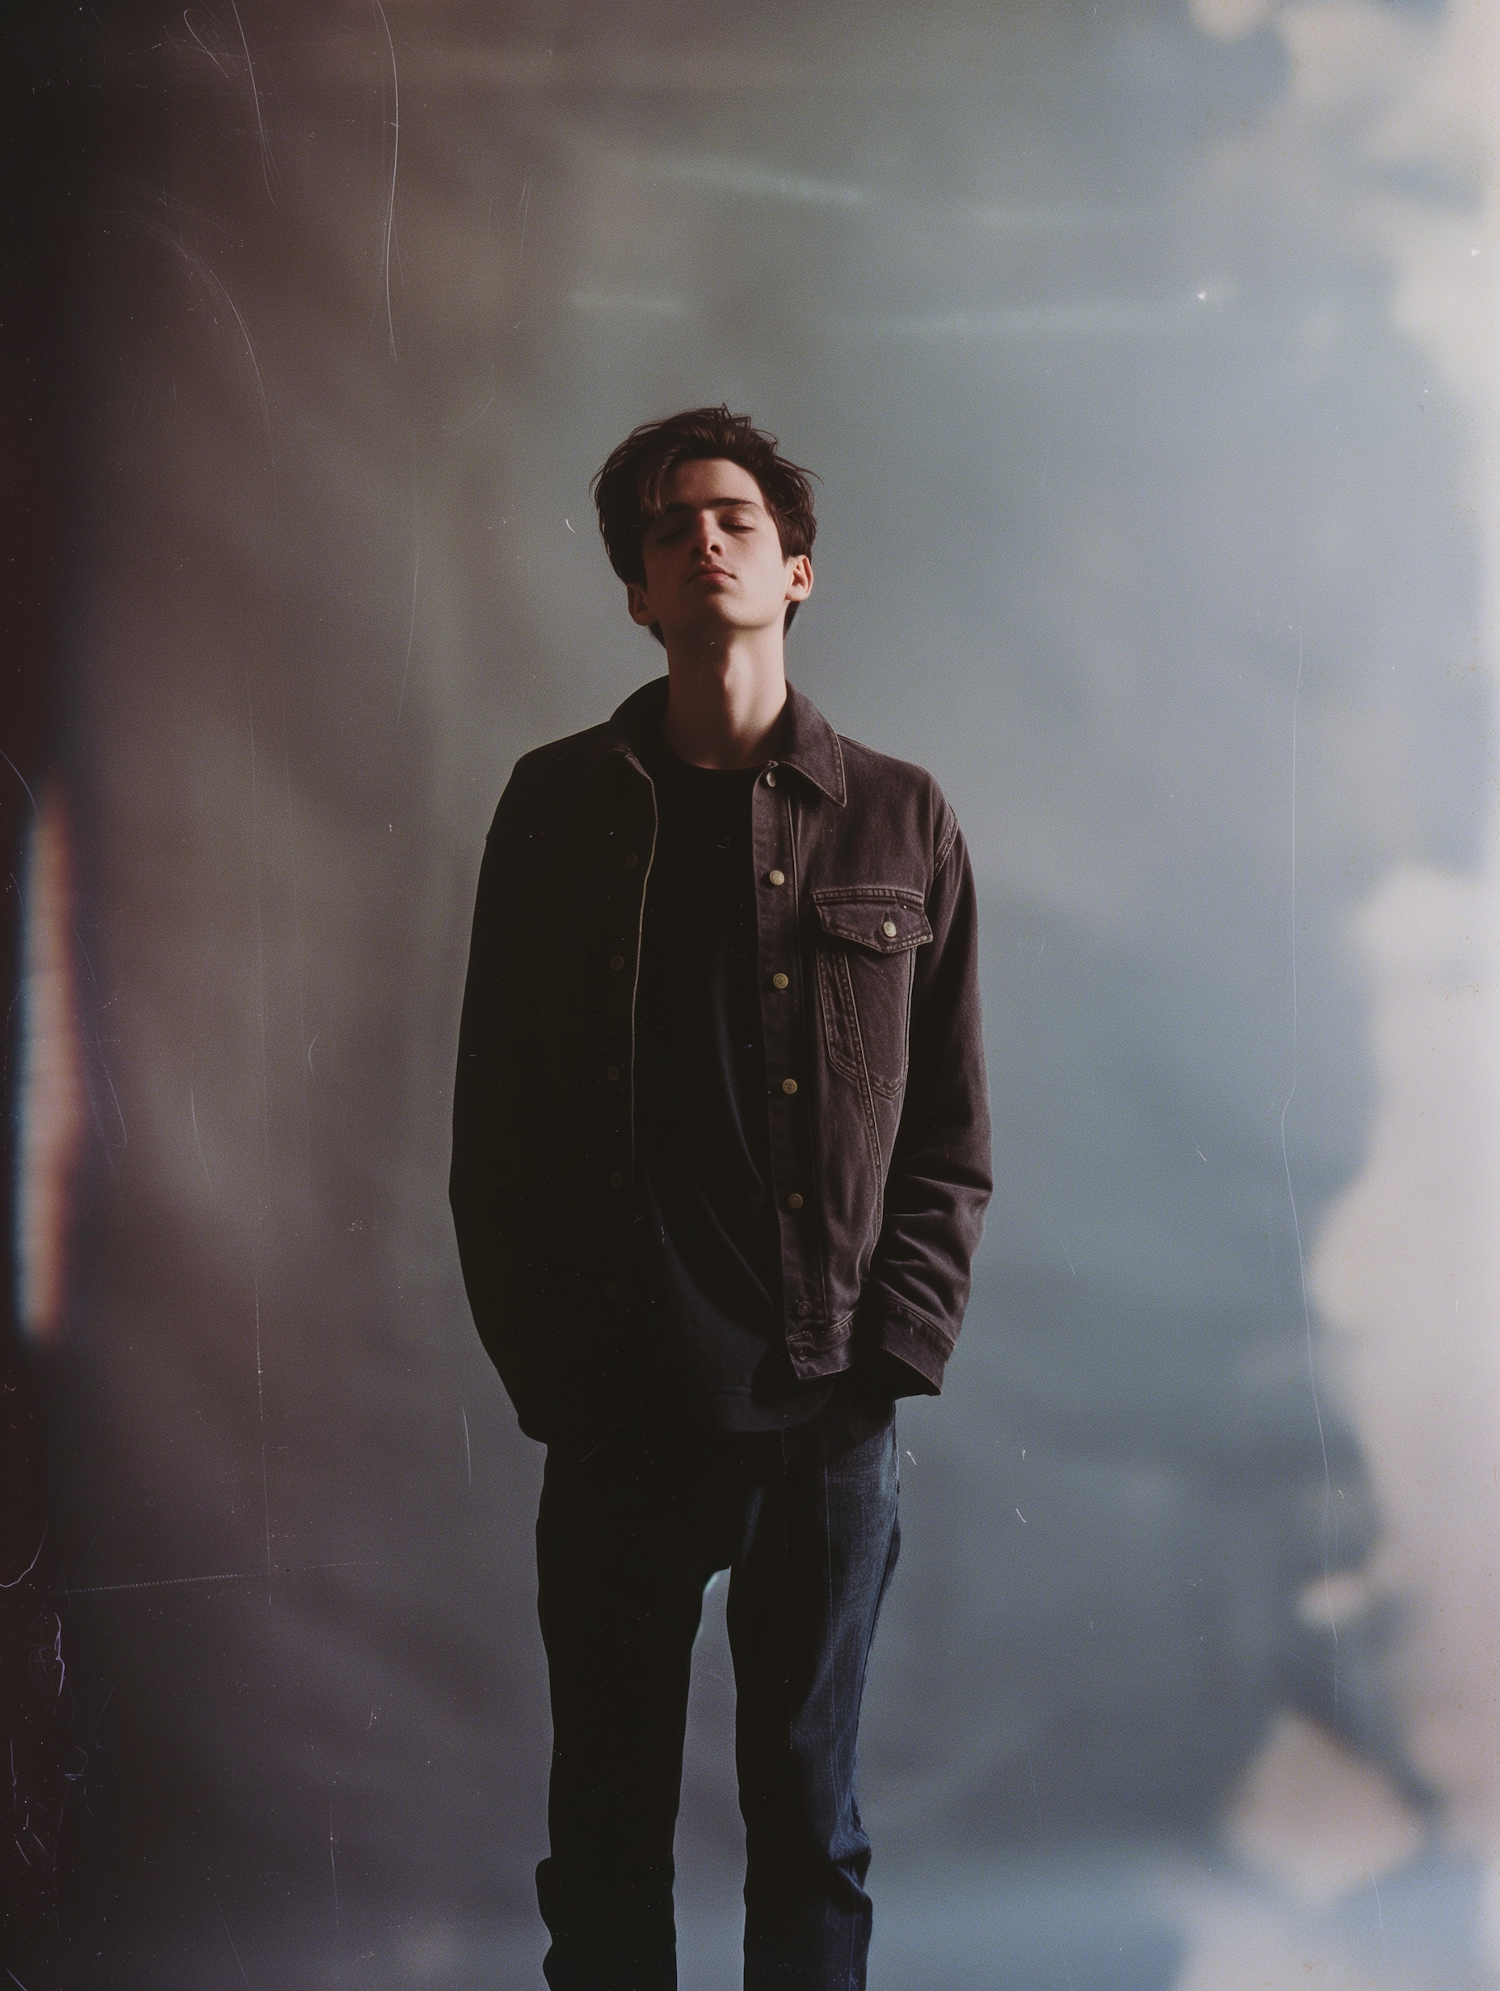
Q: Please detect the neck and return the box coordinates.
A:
[660,625,788,769]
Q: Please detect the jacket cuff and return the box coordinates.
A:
[856,1284,952,1395]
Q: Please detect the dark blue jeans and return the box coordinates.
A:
[534,1419,901,1991]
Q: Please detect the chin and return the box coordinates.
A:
[670,608,754,642]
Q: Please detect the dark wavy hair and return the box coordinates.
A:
[591,406,818,640]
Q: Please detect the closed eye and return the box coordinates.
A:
[649,502,762,544]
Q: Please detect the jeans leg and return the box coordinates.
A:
[535,1436,722,1991]
[727,1425,901,1991]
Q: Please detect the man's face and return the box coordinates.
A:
[626,457,812,646]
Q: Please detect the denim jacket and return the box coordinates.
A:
[450,676,992,1441]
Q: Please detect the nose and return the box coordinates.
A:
[690,511,724,560]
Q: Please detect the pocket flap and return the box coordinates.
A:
[812,886,932,954]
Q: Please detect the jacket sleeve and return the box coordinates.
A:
[857,813,992,1393]
[448,766,555,1436]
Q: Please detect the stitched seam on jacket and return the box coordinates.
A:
[819,936,913,1097]
[821,947,885,1174]
[934,813,960,876]
[811,883,926,906]
[842,949,886,1171]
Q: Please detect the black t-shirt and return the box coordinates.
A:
[629,732,891,1452]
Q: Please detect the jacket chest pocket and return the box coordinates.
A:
[813,886,932,1098]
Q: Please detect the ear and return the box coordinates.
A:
[784,555,813,605]
[625,580,656,629]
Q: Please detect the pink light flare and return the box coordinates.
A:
[15,782,85,1342]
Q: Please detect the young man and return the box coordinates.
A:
[450,408,991,1991]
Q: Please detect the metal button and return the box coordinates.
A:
[624,852,639,867]
[781,1078,799,1096]
[882,918,898,938]
[796,1300,813,1317]
[609,1172,623,1190]
[606,1064,620,1081]
[786,1192,804,1212]
[771,972,789,991]
[767,869,785,887]
[610,954,625,971]
[764,769,777,787]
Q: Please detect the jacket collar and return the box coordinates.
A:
[594,674,847,807]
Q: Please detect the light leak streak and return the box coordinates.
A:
[15,786,85,1342]
[372,0,401,359]
[210,1875,253,1990]
[54,1559,379,1597]
[394,500,421,730]
[1278,629,1339,1704]
[518,169,534,264]
[568,290,690,318]
[854,298,1220,340]
[189,1082,213,1192]
[228,0,275,199]
[182,7,231,78]
[254,1278,273,1600]
[0,1525,46,1590]
[329,1787,340,1927]
[157,234,279,524]
[244,682,275,1603]
[633,151,871,208]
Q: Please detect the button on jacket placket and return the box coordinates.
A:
[752,761,824,1366]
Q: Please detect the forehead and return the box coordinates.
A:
[656,456,767,513]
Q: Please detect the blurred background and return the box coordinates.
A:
[4,0,1499,1983]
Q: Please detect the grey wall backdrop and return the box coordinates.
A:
[8,1,1500,1986]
